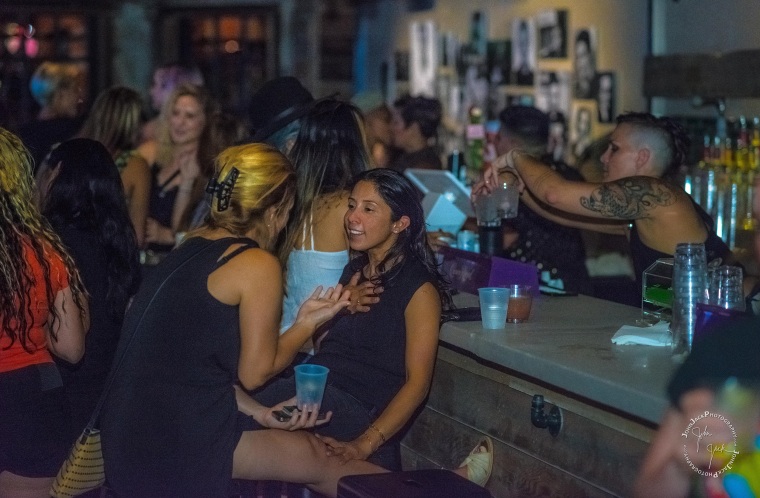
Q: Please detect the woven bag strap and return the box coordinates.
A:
[83,238,229,432]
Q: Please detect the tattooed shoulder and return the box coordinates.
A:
[579,177,676,219]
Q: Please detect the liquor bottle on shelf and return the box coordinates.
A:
[465,106,485,185]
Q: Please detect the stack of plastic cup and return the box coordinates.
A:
[670,243,708,355]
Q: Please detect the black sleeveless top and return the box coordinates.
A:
[629,199,733,290]
[310,256,436,413]
[147,164,180,254]
[102,236,257,498]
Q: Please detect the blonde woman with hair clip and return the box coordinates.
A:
[100,142,382,497]
[0,128,90,498]
[100,143,491,497]
[78,86,151,247]
[137,83,217,263]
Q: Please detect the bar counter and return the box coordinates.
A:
[401,293,679,498]
[440,293,678,424]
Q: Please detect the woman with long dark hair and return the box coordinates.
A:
[279,98,371,336]
[251,168,466,473]
[39,138,141,444]
[0,128,89,498]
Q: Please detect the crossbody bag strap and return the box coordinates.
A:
[82,239,219,434]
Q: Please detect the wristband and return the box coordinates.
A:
[368,423,387,443]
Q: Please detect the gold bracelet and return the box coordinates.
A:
[361,432,378,454]
[368,423,387,443]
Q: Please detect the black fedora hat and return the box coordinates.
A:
[249,77,320,142]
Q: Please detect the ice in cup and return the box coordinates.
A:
[294,364,329,411]
[478,287,509,329]
[507,285,533,323]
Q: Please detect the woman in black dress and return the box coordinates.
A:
[100,143,386,498]
[38,138,141,445]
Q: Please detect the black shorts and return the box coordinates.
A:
[0,363,71,477]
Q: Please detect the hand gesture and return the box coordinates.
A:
[471,151,524,204]
[426,230,455,253]
[295,284,350,330]
[344,272,383,314]
[145,218,175,245]
[261,397,332,431]
[315,434,369,463]
[176,149,201,186]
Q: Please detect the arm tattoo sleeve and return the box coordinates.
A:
[579,177,675,219]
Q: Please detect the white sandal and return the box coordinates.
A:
[458,436,494,487]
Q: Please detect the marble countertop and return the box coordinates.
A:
[440,293,680,424]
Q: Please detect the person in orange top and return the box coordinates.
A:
[0,128,89,498]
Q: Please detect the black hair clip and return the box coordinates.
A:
[206,167,239,212]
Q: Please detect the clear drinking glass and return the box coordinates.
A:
[708,265,746,312]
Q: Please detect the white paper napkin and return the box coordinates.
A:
[611,321,672,347]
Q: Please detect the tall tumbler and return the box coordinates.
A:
[670,243,708,355]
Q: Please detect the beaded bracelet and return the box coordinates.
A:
[368,423,387,444]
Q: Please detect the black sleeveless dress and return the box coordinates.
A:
[101,237,257,498]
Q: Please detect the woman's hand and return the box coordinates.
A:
[145,218,175,245]
[295,284,351,330]
[471,152,525,203]
[176,149,201,186]
[260,397,333,431]
[344,272,383,314]
[426,230,455,253]
[315,435,372,463]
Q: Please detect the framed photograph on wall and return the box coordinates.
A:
[573,27,598,99]
[537,9,568,59]
[511,18,536,86]
[571,101,596,160]
[536,71,571,162]
[596,72,616,123]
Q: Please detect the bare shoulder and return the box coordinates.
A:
[208,243,282,303]
[407,282,442,314]
[579,176,682,220]
[137,140,158,164]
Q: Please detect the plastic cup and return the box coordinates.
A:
[474,193,501,227]
[493,181,520,219]
[708,265,745,311]
[478,287,509,329]
[507,285,533,323]
[294,364,329,411]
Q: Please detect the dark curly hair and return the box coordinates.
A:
[43,138,141,321]
[394,95,443,140]
[347,168,452,309]
[616,112,690,176]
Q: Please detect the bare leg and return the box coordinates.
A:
[0,471,54,498]
[233,430,386,497]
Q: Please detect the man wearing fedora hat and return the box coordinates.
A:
[249,76,328,153]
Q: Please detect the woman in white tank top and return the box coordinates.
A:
[279,99,372,338]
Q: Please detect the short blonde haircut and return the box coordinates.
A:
[207,143,295,237]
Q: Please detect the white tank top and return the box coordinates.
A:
[280,214,349,338]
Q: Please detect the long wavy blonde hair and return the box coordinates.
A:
[0,128,87,351]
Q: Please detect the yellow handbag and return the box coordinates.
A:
[50,427,105,498]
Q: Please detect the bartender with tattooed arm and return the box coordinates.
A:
[474,112,748,301]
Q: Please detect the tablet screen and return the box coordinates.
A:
[404,168,475,218]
